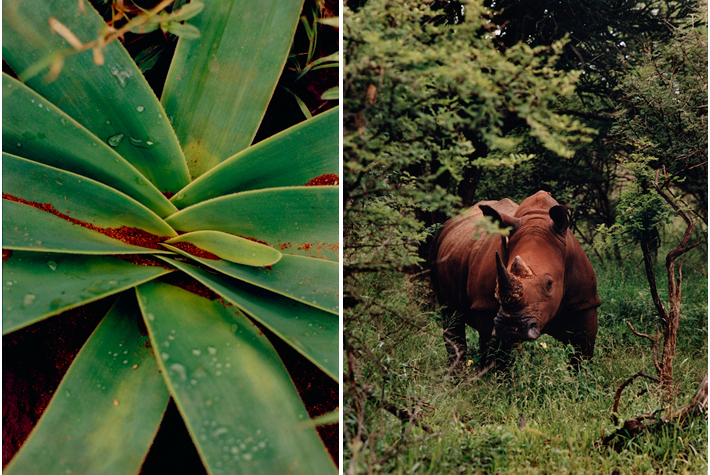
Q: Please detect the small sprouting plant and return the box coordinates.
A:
[2,0,338,473]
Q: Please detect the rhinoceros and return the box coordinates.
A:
[429,191,601,368]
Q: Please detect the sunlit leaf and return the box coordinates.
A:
[170,107,338,208]
[162,0,306,177]
[166,186,338,261]
[164,231,282,266]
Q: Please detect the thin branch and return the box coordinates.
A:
[611,371,660,425]
[626,321,661,374]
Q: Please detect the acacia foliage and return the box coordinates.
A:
[612,3,708,222]
[343,0,593,276]
[467,0,697,249]
[598,1,707,250]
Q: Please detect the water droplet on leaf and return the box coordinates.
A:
[109,65,132,88]
[169,363,187,380]
[108,134,124,147]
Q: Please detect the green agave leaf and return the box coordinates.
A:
[2,251,172,334]
[3,294,170,475]
[157,256,338,379]
[321,87,339,101]
[311,409,339,427]
[165,231,282,267]
[161,0,305,178]
[3,153,177,238]
[3,200,167,255]
[136,281,337,475]
[163,249,338,315]
[171,107,339,208]
[165,187,338,261]
[2,73,177,218]
[1,0,190,192]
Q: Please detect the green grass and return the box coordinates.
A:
[344,254,707,474]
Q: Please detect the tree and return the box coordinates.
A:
[344,0,593,276]
[470,0,697,251]
[600,0,707,400]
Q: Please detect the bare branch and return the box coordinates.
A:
[626,321,661,374]
[611,371,660,425]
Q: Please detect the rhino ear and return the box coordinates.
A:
[550,205,570,235]
[480,205,521,232]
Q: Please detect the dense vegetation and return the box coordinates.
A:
[345,255,707,473]
[344,0,707,472]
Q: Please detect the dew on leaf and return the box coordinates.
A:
[109,65,132,88]
[136,105,145,112]
[128,137,151,148]
[46,261,57,271]
[212,427,228,438]
[108,134,124,147]
[169,363,187,381]
[23,294,36,306]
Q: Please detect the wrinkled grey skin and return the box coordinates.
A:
[429,191,601,368]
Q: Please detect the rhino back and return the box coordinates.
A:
[561,231,602,312]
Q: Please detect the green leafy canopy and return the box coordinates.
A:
[2,0,339,473]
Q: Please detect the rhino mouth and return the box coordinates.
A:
[492,312,541,341]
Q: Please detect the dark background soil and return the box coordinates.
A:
[2,0,340,471]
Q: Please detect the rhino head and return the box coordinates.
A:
[483,200,570,342]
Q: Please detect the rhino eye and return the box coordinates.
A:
[546,279,554,289]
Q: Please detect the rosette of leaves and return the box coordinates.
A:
[2,0,338,473]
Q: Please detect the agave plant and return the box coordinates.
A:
[2,0,339,473]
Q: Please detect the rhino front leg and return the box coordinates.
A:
[442,310,467,369]
[549,308,598,367]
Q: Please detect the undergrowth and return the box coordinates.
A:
[344,253,707,474]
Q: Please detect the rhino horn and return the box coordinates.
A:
[510,255,535,279]
[495,252,524,309]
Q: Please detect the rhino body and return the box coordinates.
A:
[429,191,601,367]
